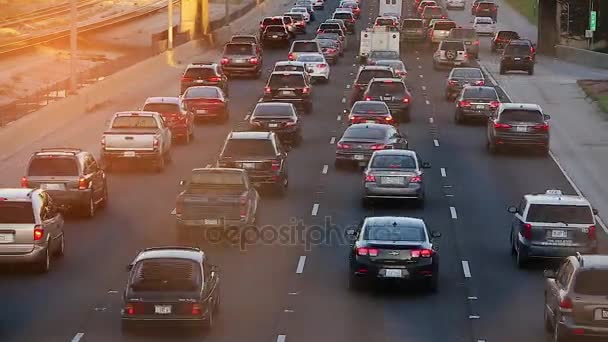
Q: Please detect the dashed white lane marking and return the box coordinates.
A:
[341,97,346,103]
[244,114,250,121]
[322,164,328,174]
[433,139,440,147]
[422,85,426,91]
[468,296,478,300]
[425,100,430,105]
[419,74,424,78]
[311,203,319,216]
[346,84,351,89]
[296,256,307,274]
[337,115,341,121]
[71,333,85,342]
[428,117,433,123]
[462,260,471,278]
[450,206,458,219]
[277,335,287,342]
[330,137,336,144]
[352,63,356,67]
[171,208,176,215]
[469,315,481,319]
[416,56,420,60]
[440,168,447,177]
[418,65,422,69]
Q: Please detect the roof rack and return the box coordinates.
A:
[36,148,82,154]
[143,246,201,252]
[576,252,584,266]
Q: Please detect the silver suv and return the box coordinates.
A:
[544,254,608,341]
[508,189,598,268]
[0,188,65,272]
[432,40,468,69]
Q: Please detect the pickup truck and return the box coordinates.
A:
[175,168,259,242]
[100,111,172,172]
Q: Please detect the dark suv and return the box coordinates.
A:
[21,148,108,218]
[351,65,396,104]
[249,102,303,146]
[221,43,263,78]
[487,103,551,154]
[260,16,295,38]
[544,254,608,342]
[473,1,498,21]
[262,71,312,113]
[500,39,536,75]
[262,25,292,46]
[401,18,426,42]
[180,63,228,95]
[491,30,519,52]
[217,131,289,194]
[363,78,412,121]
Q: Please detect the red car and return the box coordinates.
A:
[142,97,194,144]
[180,86,230,123]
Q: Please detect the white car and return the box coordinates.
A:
[312,0,324,9]
[289,7,311,22]
[473,16,496,35]
[296,53,330,82]
[446,0,465,9]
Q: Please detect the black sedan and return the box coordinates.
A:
[454,86,500,123]
[249,102,303,145]
[346,216,441,291]
[335,123,408,168]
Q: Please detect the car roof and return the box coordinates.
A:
[507,39,532,45]
[364,216,425,227]
[255,102,293,109]
[135,247,204,263]
[228,131,274,140]
[375,59,404,65]
[451,67,482,73]
[115,111,158,116]
[0,188,39,201]
[524,190,591,207]
[231,34,256,39]
[499,103,542,111]
[144,97,180,105]
[33,147,83,157]
[404,18,423,21]
[192,167,245,174]
[187,62,216,69]
[462,86,497,93]
[372,149,417,157]
[270,71,305,76]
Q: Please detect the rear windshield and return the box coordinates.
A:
[574,271,608,295]
[143,103,180,114]
[131,259,200,292]
[253,104,294,117]
[526,204,594,224]
[263,18,283,25]
[112,116,158,129]
[231,36,255,44]
[292,42,319,52]
[268,74,305,88]
[265,25,286,33]
[498,31,519,39]
[222,139,276,157]
[275,64,305,72]
[0,202,35,224]
[402,20,423,28]
[505,44,531,55]
[184,68,216,78]
[452,69,483,78]
[450,29,476,39]
[183,87,220,98]
[352,102,389,114]
[316,33,340,40]
[463,87,498,100]
[370,51,399,59]
[499,109,542,123]
[333,13,352,19]
[297,54,324,62]
[317,39,337,48]
[320,24,340,30]
[423,7,442,15]
[28,157,79,176]
[343,127,386,140]
[477,3,495,8]
[190,171,244,186]
[434,22,456,30]
[357,69,394,83]
[224,44,253,55]
[376,61,405,71]
[364,224,425,241]
[286,14,303,20]
[376,18,394,26]
[371,155,417,169]
[442,41,465,50]
[475,17,493,24]
[368,82,406,96]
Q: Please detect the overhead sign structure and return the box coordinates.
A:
[590,10,597,31]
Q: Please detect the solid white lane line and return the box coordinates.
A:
[450,206,458,219]
[462,260,471,278]
[170,208,176,215]
[322,164,328,174]
[418,65,422,69]
[71,333,85,342]
[416,56,420,60]
[433,139,440,147]
[277,335,287,342]
[425,100,430,105]
[440,168,446,177]
[428,117,433,123]
[244,114,250,121]
[422,85,426,91]
[419,74,424,78]
[296,256,306,274]
[337,115,341,121]
[341,97,346,103]
[330,137,336,144]
[311,203,319,216]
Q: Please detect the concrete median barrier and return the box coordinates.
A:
[555,45,608,70]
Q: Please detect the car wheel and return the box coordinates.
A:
[415,195,425,208]
[510,232,516,255]
[182,132,191,144]
[401,109,411,122]
[54,233,65,257]
[362,197,372,208]
[99,182,108,209]
[541,145,550,156]
[553,321,568,342]
[433,61,439,70]
[155,155,165,173]
[204,306,214,329]
[455,110,462,124]
[445,91,452,101]
[82,196,95,218]
[528,67,534,75]
[35,247,50,273]
[274,177,288,197]
[515,243,528,268]
[487,139,497,153]
[348,274,366,291]
[544,307,553,332]
[491,45,496,53]
[121,321,134,335]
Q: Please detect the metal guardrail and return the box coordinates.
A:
[0,0,102,28]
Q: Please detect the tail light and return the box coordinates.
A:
[364,174,376,182]
[522,223,532,239]
[317,29,322,34]
[78,177,89,190]
[220,57,229,65]
[175,202,183,215]
[533,124,549,131]
[288,53,295,60]
[33,225,44,241]
[249,57,259,64]
[491,7,497,11]
[101,136,106,149]
[271,159,281,171]
[403,97,410,103]
[494,123,512,129]
[474,80,485,86]
[208,76,221,82]
[410,249,433,258]
[588,225,597,240]
[191,304,202,315]
[409,175,422,183]
[153,137,160,150]
[124,303,135,315]
[489,101,500,108]
[327,48,336,53]
[370,144,385,150]
[337,142,351,149]
[559,297,573,312]
[239,194,248,218]
[260,24,264,28]
[458,100,471,107]
[285,121,297,126]
[385,116,393,122]
[448,80,458,85]
[20,176,28,188]
[302,87,310,94]
[264,87,272,94]
[357,247,379,256]
[399,71,407,77]
[474,40,480,45]
[250,120,262,127]
[364,96,371,101]
[181,77,193,82]
[318,63,327,68]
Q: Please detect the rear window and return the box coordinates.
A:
[184,67,216,78]
[463,87,498,100]
[143,103,180,114]
[263,18,283,25]
[498,31,519,39]
[376,18,394,26]
[317,39,337,48]
[231,36,256,44]
[477,2,495,9]
[442,41,465,50]
[222,139,276,158]
[292,42,319,52]
[499,109,542,123]
[224,43,253,55]
[268,74,305,88]
[274,64,305,72]
[371,155,417,169]
[28,157,79,176]
[112,116,158,129]
[190,171,244,186]
[266,25,286,33]
[297,54,324,62]
[369,51,399,59]
[253,104,294,117]
[364,224,425,241]
[368,82,406,96]
[375,61,405,71]
[475,17,493,24]
[423,7,442,15]
[434,22,456,30]
[526,204,594,224]
[574,271,608,295]
[449,29,476,39]
[333,12,352,19]
[505,44,531,55]
[0,202,35,224]
[316,33,340,40]
[320,23,340,30]
[131,259,200,292]
[352,102,389,114]
[357,70,394,83]
[402,19,423,28]
[183,87,220,98]
[452,69,483,78]
[343,127,386,140]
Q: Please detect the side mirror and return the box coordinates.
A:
[126,264,133,271]
[593,208,599,215]
[507,206,518,214]
[431,231,441,238]
[543,114,551,120]
[179,180,187,186]
[422,162,431,168]
[543,269,556,279]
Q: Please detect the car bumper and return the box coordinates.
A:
[501,61,533,70]
[45,189,91,207]
[351,259,437,282]
[493,135,549,146]
[0,244,48,265]
[435,59,467,66]
[191,107,226,119]
[102,150,160,160]
[336,152,372,163]
[364,183,423,199]
[520,242,597,258]
[447,2,465,8]
[557,320,608,338]
[459,108,494,118]
[309,70,329,79]
[121,314,210,325]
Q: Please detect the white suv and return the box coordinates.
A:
[433,40,468,69]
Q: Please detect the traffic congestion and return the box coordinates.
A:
[0,0,606,341]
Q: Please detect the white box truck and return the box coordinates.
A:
[378,0,402,18]
[358,26,400,63]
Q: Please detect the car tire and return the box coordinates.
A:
[204,306,214,329]
[528,67,534,75]
[553,322,569,342]
[510,232,517,255]
[99,182,108,209]
[182,132,191,144]
[433,61,439,70]
[121,321,135,335]
[544,307,553,332]
[54,233,65,257]
[155,155,165,173]
[35,247,50,273]
[455,110,463,124]
[515,242,528,268]
[82,195,95,218]
[274,176,288,197]
[415,196,425,208]
[541,145,550,156]
[487,140,497,154]
[401,109,411,122]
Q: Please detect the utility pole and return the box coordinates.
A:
[168,0,174,50]
[69,0,77,94]
[225,0,230,27]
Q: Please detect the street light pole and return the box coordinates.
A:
[69,0,77,93]
[168,0,174,50]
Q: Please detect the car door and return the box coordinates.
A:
[551,261,574,322]
[158,116,172,151]
[202,260,220,306]
[40,192,61,241]
[84,155,103,201]
[511,198,527,242]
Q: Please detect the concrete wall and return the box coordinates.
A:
[555,45,608,69]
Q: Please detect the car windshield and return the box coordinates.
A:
[526,204,594,224]
[143,103,180,114]
[505,44,531,55]
[434,22,456,30]
[333,13,352,19]
[131,259,200,292]
[463,87,498,100]
[574,270,608,295]
[222,139,276,157]
[371,155,417,169]
[499,109,542,123]
[442,41,465,50]
[189,171,245,186]
[111,116,158,129]
[450,29,476,38]
[28,157,79,176]
[184,68,216,78]
[352,102,388,114]
[0,202,35,224]
[402,20,423,28]
[224,44,253,55]
[343,127,386,140]
[368,82,406,96]
[297,55,324,62]
[357,70,394,83]
[184,87,220,98]
[370,51,399,59]
[266,26,286,33]
[268,74,305,88]
[375,61,405,71]
[364,224,425,241]
[452,69,483,78]
[292,42,319,52]
[253,104,294,117]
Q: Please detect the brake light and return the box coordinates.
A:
[365,96,371,101]
[271,159,281,171]
[260,24,264,28]
[302,87,310,94]
[264,87,272,94]
[370,143,385,150]
[101,136,106,149]
[318,63,327,68]
[588,225,597,240]
[383,80,393,83]
[474,40,480,45]
[448,80,458,85]
[410,249,433,258]
[288,53,295,60]
[364,174,376,182]
[489,101,500,108]
[191,304,202,315]
[20,176,28,188]
[181,77,193,82]
[249,57,259,64]
[458,100,471,107]
[153,137,160,150]
[208,76,221,82]
[533,124,549,131]
[559,297,573,312]
[494,123,512,129]
[474,80,485,86]
[124,303,135,315]
[327,48,336,53]
[175,202,183,215]
[522,223,532,239]
[403,97,410,103]
[337,142,351,149]
[78,177,89,190]
[33,225,44,241]
[357,247,379,256]
[385,116,393,122]
[221,57,229,65]
[410,175,422,183]
[239,194,248,218]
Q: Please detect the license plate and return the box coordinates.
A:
[242,162,256,169]
[195,80,204,83]
[0,233,14,243]
[122,151,136,158]
[366,120,376,123]
[41,183,66,191]
[382,96,392,101]
[204,219,219,225]
[236,59,246,63]
[154,305,172,315]
[196,109,208,114]
[382,176,404,185]
[384,269,402,278]
[354,154,365,160]
[551,230,568,238]
[465,41,471,45]
[269,123,279,128]
[475,105,485,109]
[281,90,294,96]
[272,35,278,38]
[516,126,528,132]
[514,57,521,61]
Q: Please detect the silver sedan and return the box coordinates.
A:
[362,149,430,207]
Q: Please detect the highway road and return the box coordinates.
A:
[0,0,605,341]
